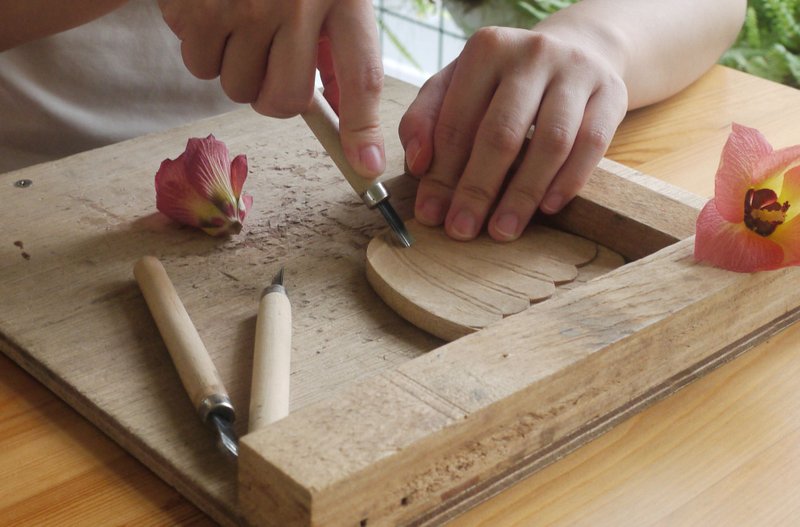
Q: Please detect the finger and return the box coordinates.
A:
[172,5,230,80]
[180,31,228,80]
[398,60,457,177]
[317,35,340,114]
[253,11,321,118]
[487,79,590,241]
[414,30,501,228]
[220,22,274,103]
[443,76,543,241]
[539,85,627,213]
[325,1,386,179]
[158,0,186,38]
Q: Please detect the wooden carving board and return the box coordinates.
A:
[366,221,623,341]
[2,76,800,527]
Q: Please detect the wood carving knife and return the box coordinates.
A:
[302,89,414,248]
[248,267,292,432]
[134,256,238,459]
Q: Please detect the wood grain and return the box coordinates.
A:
[240,234,800,526]
[0,77,438,527]
[447,322,800,527]
[0,353,215,527]
[134,256,232,420]
[366,221,602,341]
[3,66,800,527]
[249,284,292,431]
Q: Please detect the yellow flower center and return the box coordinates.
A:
[744,188,789,237]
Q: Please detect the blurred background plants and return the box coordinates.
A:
[398,0,800,88]
[722,0,800,88]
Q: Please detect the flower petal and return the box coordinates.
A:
[154,134,252,236]
[752,144,800,190]
[184,135,236,201]
[778,165,800,224]
[770,213,800,266]
[156,157,204,227]
[230,154,248,197]
[714,123,773,223]
[694,198,784,272]
[240,194,253,221]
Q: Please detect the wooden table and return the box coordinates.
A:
[2,65,799,526]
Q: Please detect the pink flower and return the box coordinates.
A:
[694,123,800,272]
[155,135,253,236]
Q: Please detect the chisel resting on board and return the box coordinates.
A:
[302,88,413,248]
[134,256,238,459]
[248,267,292,432]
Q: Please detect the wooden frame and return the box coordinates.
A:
[3,75,800,527]
[238,160,800,526]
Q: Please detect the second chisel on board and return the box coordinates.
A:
[248,267,292,432]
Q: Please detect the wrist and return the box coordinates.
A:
[532,8,630,86]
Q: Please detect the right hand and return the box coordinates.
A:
[158,0,386,179]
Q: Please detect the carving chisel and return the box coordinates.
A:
[302,89,414,248]
[248,267,292,432]
[134,256,238,459]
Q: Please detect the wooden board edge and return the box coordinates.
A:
[239,239,800,526]
[543,160,706,261]
[0,334,240,527]
[596,158,708,211]
[411,303,800,526]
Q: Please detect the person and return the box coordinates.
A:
[0,0,385,181]
[2,1,746,246]
[0,1,233,173]
[398,0,747,242]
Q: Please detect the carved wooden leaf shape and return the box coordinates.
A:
[366,220,617,342]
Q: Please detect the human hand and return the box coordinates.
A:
[158,0,386,178]
[399,27,628,241]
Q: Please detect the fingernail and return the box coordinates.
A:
[359,144,385,176]
[541,193,563,214]
[417,196,445,225]
[450,208,478,239]
[405,137,421,173]
[494,212,519,240]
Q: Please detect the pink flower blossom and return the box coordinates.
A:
[694,123,800,272]
[155,135,253,236]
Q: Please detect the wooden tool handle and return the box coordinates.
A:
[134,256,229,420]
[249,289,292,431]
[301,89,373,196]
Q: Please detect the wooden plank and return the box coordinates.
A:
[0,77,437,527]
[0,353,215,527]
[4,67,798,527]
[449,317,800,526]
[240,237,800,526]
[544,158,705,260]
[365,221,599,341]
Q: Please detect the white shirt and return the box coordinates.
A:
[0,0,239,173]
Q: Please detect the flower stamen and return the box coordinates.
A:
[744,188,789,237]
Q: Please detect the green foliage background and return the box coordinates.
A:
[434,0,800,88]
[722,0,800,88]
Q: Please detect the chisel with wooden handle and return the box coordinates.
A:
[133,255,238,459]
[302,88,413,248]
[248,267,292,432]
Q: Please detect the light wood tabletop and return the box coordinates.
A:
[2,65,800,526]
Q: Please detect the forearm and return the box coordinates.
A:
[0,0,128,51]
[535,0,746,109]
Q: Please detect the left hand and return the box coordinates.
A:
[399,27,628,242]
